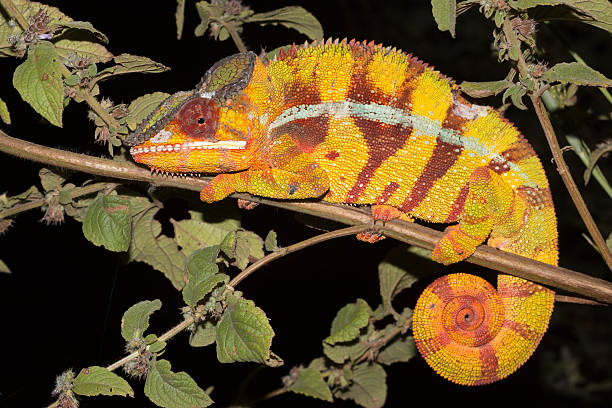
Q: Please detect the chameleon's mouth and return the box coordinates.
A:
[130,140,247,155]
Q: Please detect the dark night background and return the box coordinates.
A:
[1,1,611,407]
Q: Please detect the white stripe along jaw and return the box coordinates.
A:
[130,139,247,155]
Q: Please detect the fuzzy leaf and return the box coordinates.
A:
[39,168,65,192]
[584,141,612,185]
[565,135,612,199]
[325,299,370,345]
[183,246,228,307]
[125,92,171,131]
[216,294,275,364]
[460,80,510,98]
[174,210,240,255]
[194,1,224,37]
[514,1,612,34]
[49,21,109,43]
[323,339,368,364]
[288,367,333,402]
[13,41,64,127]
[264,230,278,251]
[82,194,131,252]
[145,359,213,408]
[0,259,11,274]
[221,229,265,270]
[121,299,162,342]
[247,6,323,40]
[128,207,186,290]
[73,366,133,397]
[377,335,417,365]
[431,0,457,37]
[378,248,419,315]
[175,0,186,39]
[542,62,612,87]
[53,38,113,63]
[0,98,10,124]
[96,54,169,82]
[190,321,217,347]
[335,363,387,408]
[149,340,167,354]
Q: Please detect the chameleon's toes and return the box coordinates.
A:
[237,199,259,210]
[356,231,386,243]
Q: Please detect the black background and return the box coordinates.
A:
[1,1,611,407]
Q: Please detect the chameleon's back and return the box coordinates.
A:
[256,39,558,384]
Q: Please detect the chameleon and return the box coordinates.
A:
[126,38,558,385]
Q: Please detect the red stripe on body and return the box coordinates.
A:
[475,344,499,385]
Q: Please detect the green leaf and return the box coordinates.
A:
[49,21,109,43]
[335,363,387,408]
[174,210,240,255]
[96,54,170,83]
[377,335,416,365]
[607,232,612,252]
[176,0,186,39]
[460,80,510,98]
[190,321,217,347]
[128,206,186,290]
[378,247,420,315]
[324,299,370,345]
[247,6,324,40]
[216,294,276,364]
[82,194,131,252]
[54,38,113,64]
[264,230,278,251]
[0,259,11,274]
[514,1,612,34]
[125,92,171,131]
[288,367,333,402]
[72,366,133,397]
[323,338,368,364]
[0,98,10,124]
[584,140,612,185]
[13,41,64,127]
[430,0,457,37]
[149,340,167,354]
[565,135,612,199]
[542,62,612,87]
[39,168,65,192]
[194,1,225,37]
[121,299,162,342]
[183,246,228,307]
[502,85,528,110]
[220,229,265,270]
[145,359,213,408]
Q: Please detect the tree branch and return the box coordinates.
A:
[1,129,612,304]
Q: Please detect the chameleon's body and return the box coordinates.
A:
[128,39,558,385]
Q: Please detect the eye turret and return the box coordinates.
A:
[176,98,219,138]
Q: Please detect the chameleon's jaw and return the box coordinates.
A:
[129,139,247,155]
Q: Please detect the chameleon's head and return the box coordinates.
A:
[127,51,263,174]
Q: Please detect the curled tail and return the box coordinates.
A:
[414,166,558,385]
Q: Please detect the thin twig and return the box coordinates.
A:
[0,0,29,31]
[1,129,611,304]
[217,19,247,53]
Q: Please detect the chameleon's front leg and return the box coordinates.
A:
[200,135,330,203]
[432,166,514,265]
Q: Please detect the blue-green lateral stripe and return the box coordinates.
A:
[267,101,537,187]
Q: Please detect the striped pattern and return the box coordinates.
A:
[128,39,558,385]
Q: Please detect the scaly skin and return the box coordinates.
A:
[128,39,558,385]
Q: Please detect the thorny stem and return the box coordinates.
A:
[78,88,120,131]
[0,0,29,31]
[0,182,114,219]
[1,129,612,304]
[503,18,612,273]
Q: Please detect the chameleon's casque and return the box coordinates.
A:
[128,39,558,385]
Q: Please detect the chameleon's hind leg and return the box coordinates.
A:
[356,205,414,243]
[432,166,514,265]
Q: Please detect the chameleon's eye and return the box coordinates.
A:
[176,98,219,138]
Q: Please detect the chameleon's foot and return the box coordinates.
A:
[237,199,259,210]
[370,204,413,222]
[356,231,386,243]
